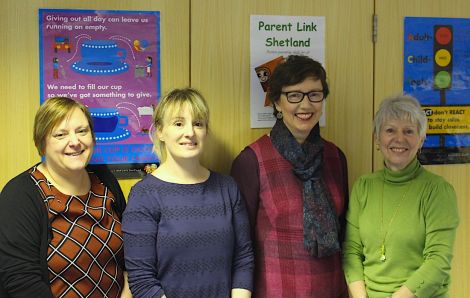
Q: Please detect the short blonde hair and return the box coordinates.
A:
[152,88,209,160]
[34,97,95,155]
[374,94,428,139]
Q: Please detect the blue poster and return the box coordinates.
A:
[404,17,470,164]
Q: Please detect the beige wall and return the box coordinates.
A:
[0,0,468,296]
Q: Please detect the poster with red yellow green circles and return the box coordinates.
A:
[404,17,470,164]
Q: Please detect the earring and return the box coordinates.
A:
[375,144,380,151]
[276,111,283,119]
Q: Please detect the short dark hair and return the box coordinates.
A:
[267,55,329,112]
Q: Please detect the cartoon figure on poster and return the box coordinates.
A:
[255,56,284,107]
[146,56,153,77]
[52,57,59,79]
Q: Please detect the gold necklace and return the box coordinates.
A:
[379,178,414,262]
[41,163,90,195]
[42,164,59,187]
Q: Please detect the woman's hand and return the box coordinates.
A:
[231,288,251,298]
[348,280,368,298]
[390,285,416,298]
[120,271,132,298]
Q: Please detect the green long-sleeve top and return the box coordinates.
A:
[343,158,459,297]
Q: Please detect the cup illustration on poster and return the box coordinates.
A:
[89,107,131,142]
[71,40,129,75]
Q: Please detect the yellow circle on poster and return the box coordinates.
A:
[435,49,451,67]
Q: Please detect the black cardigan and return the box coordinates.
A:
[0,164,126,298]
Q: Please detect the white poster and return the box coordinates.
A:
[250,15,326,128]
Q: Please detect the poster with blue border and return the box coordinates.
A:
[39,9,161,178]
[404,17,470,164]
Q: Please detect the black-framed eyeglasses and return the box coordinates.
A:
[281,91,325,103]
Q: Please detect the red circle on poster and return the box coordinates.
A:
[435,27,452,45]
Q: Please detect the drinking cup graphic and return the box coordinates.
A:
[71,40,129,75]
[90,108,128,133]
[89,107,131,143]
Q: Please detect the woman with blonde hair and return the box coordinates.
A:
[122,88,254,298]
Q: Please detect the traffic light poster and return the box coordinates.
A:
[404,17,470,164]
[39,9,161,178]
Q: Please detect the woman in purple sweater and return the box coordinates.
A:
[122,88,254,298]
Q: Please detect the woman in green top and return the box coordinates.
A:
[343,94,459,298]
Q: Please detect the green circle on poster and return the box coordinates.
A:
[434,71,451,89]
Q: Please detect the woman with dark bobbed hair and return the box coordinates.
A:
[231,55,349,297]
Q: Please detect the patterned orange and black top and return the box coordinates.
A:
[31,167,124,298]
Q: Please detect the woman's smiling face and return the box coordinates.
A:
[157,104,207,162]
[43,107,94,174]
[274,77,323,144]
[377,118,424,171]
